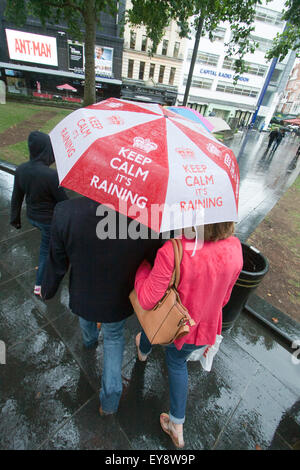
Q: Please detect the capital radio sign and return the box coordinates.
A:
[5,29,58,66]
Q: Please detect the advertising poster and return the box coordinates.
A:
[68,41,84,74]
[5,29,58,66]
[95,45,113,78]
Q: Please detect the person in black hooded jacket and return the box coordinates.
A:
[10,130,68,295]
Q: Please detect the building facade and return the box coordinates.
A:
[121,0,187,105]
[177,0,296,129]
[0,1,125,102]
[277,61,300,116]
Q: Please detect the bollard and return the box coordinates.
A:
[222,243,269,332]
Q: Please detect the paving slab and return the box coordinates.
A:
[0,322,95,450]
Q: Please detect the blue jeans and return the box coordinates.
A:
[28,218,52,286]
[79,317,126,413]
[140,330,204,424]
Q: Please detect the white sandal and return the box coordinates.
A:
[34,285,41,296]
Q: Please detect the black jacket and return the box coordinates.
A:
[10,131,68,227]
[268,129,279,142]
[41,197,163,322]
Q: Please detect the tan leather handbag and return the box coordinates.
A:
[129,238,195,345]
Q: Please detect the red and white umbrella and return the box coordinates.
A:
[49,98,239,232]
[56,83,77,92]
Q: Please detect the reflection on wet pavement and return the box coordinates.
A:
[227,130,300,241]
[0,130,299,450]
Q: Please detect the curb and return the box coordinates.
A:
[0,160,17,175]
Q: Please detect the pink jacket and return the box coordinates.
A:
[134,235,243,350]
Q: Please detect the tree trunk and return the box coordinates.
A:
[83,0,96,106]
[183,15,204,106]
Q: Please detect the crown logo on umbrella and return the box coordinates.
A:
[175,147,195,159]
[133,137,158,153]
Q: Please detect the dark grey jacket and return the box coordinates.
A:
[41,197,163,322]
[10,131,67,227]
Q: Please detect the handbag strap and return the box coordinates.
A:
[169,238,183,289]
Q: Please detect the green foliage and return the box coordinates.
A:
[5,0,117,41]
[265,0,300,61]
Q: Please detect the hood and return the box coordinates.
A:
[28,131,55,166]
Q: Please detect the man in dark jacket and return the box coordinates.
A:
[271,128,285,153]
[41,197,162,415]
[10,131,68,295]
[266,128,279,151]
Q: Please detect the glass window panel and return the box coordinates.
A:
[173,42,180,58]
[149,63,155,79]
[162,40,169,56]
[169,67,176,85]
[127,59,134,78]
[139,61,145,80]
[130,31,136,49]
[158,65,165,83]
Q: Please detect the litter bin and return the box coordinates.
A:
[222,243,269,332]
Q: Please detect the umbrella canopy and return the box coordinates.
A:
[205,117,231,132]
[56,83,77,92]
[167,106,214,133]
[50,98,239,233]
[283,118,300,126]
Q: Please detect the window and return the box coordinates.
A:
[222,57,267,77]
[162,40,169,56]
[139,61,145,80]
[255,6,284,26]
[169,67,176,85]
[158,65,165,83]
[173,42,180,58]
[149,63,155,79]
[216,80,259,98]
[188,103,208,115]
[130,31,136,49]
[207,27,226,42]
[141,35,147,52]
[250,35,273,53]
[183,75,213,90]
[187,50,219,67]
[269,68,282,85]
[127,59,134,78]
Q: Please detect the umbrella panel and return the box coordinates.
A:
[50,98,239,232]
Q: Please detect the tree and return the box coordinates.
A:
[265,0,300,61]
[126,0,272,104]
[4,0,118,105]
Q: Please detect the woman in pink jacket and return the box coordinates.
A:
[134,222,243,448]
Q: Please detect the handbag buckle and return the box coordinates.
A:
[178,317,187,327]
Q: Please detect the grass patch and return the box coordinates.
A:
[0,102,73,166]
[0,102,48,132]
[39,108,73,134]
[1,141,30,165]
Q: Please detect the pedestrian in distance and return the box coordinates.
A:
[287,144,300,172]
[41,198,162,416]
[271,128,285,154]
[266,128,279,151]
[10,131,68,296]
[134,223,243,448]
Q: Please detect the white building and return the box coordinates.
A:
[177,0,296,129]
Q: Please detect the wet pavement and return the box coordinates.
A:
[0,129,300,452]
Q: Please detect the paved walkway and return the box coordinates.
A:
[0,130,300,451]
